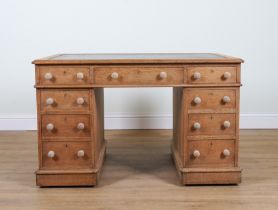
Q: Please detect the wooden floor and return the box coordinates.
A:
[0,130,278,210]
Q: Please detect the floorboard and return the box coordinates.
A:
[0,130,278,210]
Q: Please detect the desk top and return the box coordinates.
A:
[33,53,243,65]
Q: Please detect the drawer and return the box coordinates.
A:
[38,66,90,85]
[185,88,237,111]
[187,113,236,136]
[187,66,237,84]
[42,141,92,169]
[93,66,184,85]
[40,89,91,112]
[41,114,92,139]
[188,140,235,167]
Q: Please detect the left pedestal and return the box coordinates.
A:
[35,70,105,187]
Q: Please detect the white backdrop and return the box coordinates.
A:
[0,0,278,130]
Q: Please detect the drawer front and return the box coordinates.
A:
[40,89,91,112]
[38,66,90,85]
[41,114,92,138]
[94,67,184,85]
[187,113,236,136]
[187,66,237,84]
[42,141,92,169]
[186,88,236,111]
[188,140,235,167]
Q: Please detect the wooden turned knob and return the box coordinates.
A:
[111,72,119,79]
[193,122,201,130]
[223,149,230,157]
[76,72,84,80]
[223,120,231,128]
[193,150,200,158]
[46,97,54,105]
[77,123,85,130]
[77,150,85,157]
[159,72,167,79]
[223,72,231,79]
[47,151,55,158]
[193,72,201,80]
[46,123,54,131]
[44,72,53,80]
[193,97,201,104]
[76,97,85,105]
[223,96,231,103]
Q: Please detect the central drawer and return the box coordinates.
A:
[93,66,184,85]
[41,114,92,139]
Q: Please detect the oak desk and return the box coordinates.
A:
[33,53,243,186]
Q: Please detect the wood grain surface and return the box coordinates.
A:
[0,130,277,210]
[33,53,243,186]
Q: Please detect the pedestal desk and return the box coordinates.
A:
[33,53,243,186]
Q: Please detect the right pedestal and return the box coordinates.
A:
[172,86,241,185]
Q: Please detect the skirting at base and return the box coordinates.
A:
[36,171,98,187]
